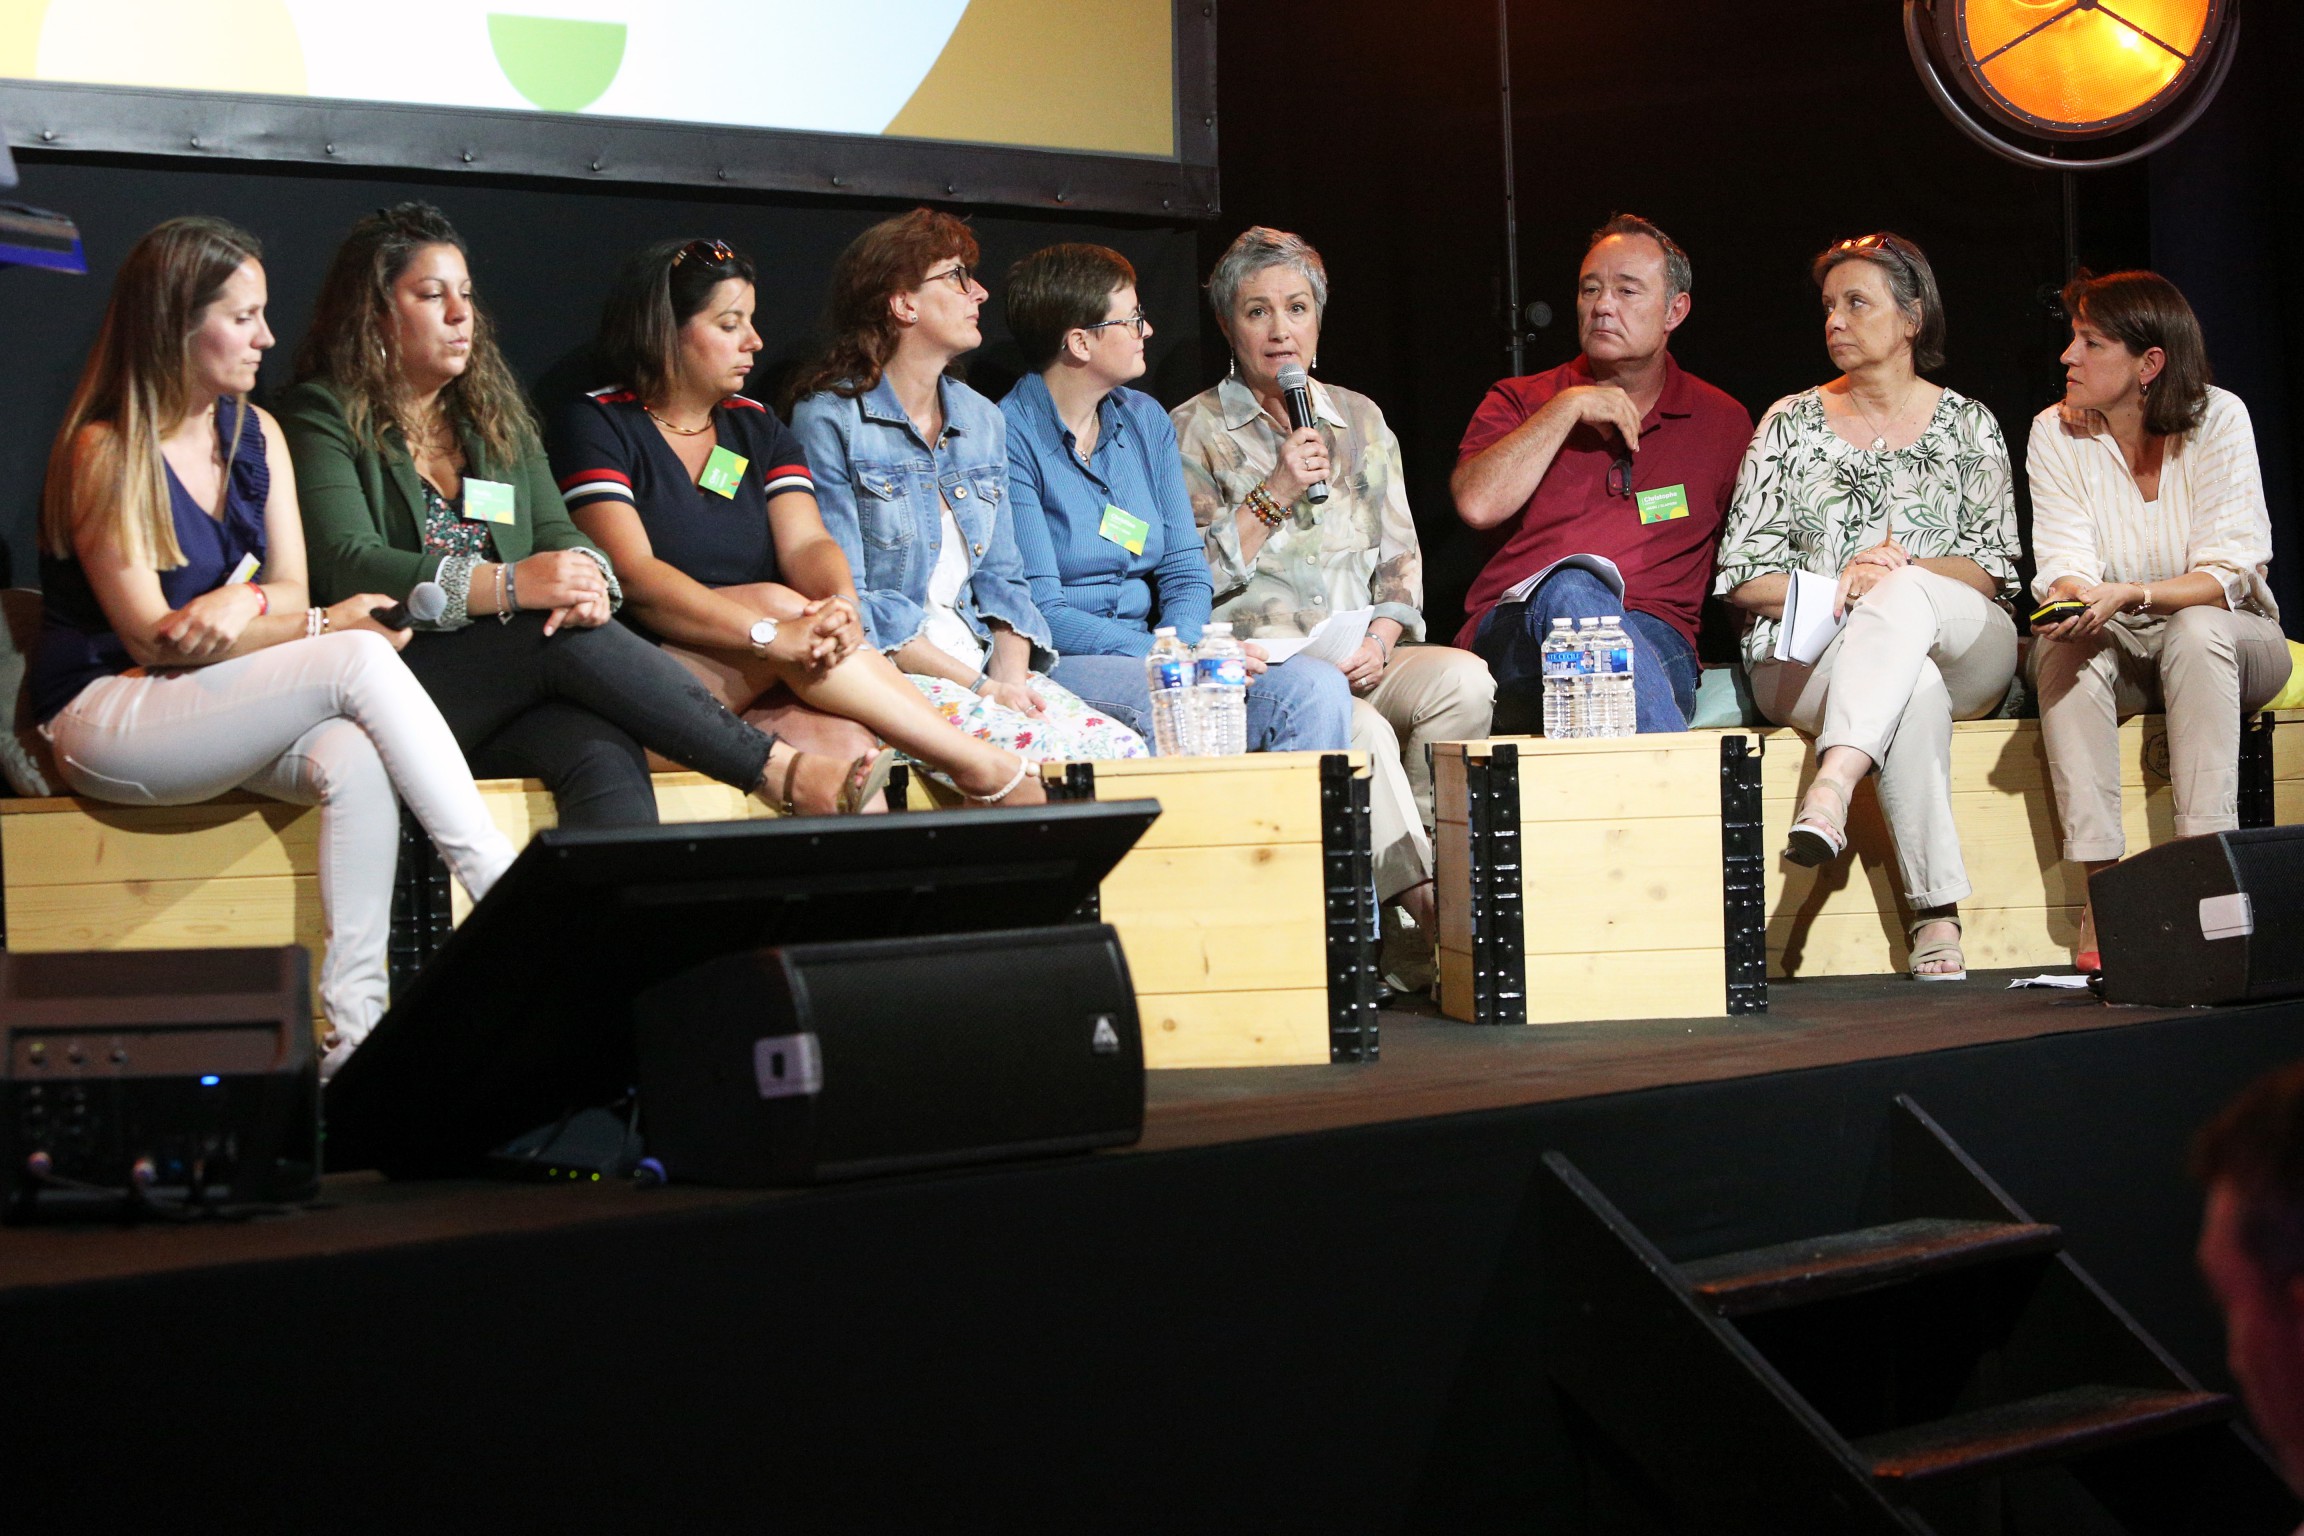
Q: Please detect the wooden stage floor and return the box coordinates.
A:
[0,967,2189,1295]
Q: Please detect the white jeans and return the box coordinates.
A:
[1749,566,2018,908]
[46,631,516,1045]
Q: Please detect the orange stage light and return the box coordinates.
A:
[1906,0,2238,168]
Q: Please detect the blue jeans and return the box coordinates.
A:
[1473,566,1699,733]
[1050,652,1353,753]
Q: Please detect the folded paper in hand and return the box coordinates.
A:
[1254,607,1375,667]
[1773,569,1846,667]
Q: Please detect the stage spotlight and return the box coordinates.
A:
[1905,0,2241,169]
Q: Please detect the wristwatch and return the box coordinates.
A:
[748,616,780,655]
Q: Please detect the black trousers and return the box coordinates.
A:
[401,614,772,828]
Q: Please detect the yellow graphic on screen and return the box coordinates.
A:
[0,0,1175,158]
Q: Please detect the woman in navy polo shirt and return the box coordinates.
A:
[548,237,1060,806]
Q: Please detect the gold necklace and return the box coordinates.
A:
[645,403,713,437]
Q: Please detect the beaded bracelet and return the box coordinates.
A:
[304,606,328,640]
[1242,484,1287,529]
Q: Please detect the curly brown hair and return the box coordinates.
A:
[784,208,978,405]
[293,202,538,466]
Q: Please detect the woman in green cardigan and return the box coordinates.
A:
[283,203,899,821]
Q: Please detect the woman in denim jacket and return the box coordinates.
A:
[789,210,1146,783]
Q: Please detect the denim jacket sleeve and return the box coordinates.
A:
[959,407,1056,664]
[791,392,924,653]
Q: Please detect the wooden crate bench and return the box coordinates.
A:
[1435,714,2286,1020]
[1027,751,1377,1071]
[0,773,765,1031]
[1433,732,1767,1027]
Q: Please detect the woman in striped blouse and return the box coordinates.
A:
[2029,270,2290,971]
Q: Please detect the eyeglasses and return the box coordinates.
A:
[1083,309,1150,338]
[923,263,975,294]
[1607,452,1635,498]
[673,238,736,270]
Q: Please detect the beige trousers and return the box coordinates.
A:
[1353,643,1496,900]
[1749,565,2017,908]
[2033,605,2289,861]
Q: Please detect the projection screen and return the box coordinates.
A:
[0,1,1217,217]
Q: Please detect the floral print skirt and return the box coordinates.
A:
[904,670,1148,775]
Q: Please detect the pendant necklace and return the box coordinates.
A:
[1849,382,1913,453]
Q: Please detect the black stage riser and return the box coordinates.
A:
[5,1002,2300,1533]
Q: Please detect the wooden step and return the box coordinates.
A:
[1681,1217,2064,1316]
[1856,1385,2233,1488]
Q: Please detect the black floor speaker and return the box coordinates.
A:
[0,947,318,1218]
[2093,826,2304,1007]
[634,925,1142,1185]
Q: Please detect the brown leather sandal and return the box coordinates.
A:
[773,745,897,816]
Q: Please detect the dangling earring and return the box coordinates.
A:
[1227,355,1237,379]
[1309,355,1318,371]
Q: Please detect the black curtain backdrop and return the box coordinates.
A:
[0,160,1204,589]
[1206,0,2184,650]
[2153,2,2304,627]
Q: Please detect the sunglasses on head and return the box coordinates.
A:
[673,238,736,271]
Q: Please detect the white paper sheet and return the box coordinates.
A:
[1253,607,1375,667]
[1773,569,1846,666]
[1497,553,1625,609]
[2005,974,2095,990]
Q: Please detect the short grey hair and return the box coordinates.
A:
[1588,213,1691,302]
[1208,226,1329,325]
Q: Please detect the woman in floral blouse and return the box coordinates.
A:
[1715,233,2019,981]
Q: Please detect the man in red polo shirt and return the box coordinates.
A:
[1452,214,1753,732]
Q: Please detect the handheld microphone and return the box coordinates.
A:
[371,580,448,631]
[1275,363,1329,505]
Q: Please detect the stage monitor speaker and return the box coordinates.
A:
[325,800,1160,1177]
[0,947,317,1219]
[634,925,1141,1185]
[2093,826,2304,1007]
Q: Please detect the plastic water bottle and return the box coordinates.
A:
[1541,618,1579,739]
[1597,615,1637,738]
[1193,622,1249,757]
[1571,618,1601,739]
[1145,626,1197,756]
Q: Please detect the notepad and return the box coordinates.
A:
[1772,569,1846,666]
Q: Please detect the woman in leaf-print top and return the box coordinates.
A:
[1714,233,2019,982]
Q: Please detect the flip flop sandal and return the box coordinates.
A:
[776,745,898,816]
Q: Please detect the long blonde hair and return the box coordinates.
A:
[41,216,262,569]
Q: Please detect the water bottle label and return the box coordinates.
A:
[1195,657,1247,688]
[1150,660,1187,690]
[1606,646,1631,672]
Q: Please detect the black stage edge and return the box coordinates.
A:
[4,974,2300,1532]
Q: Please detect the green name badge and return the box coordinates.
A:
[698,445,749,499]
[1635,483,1692,525]
[463,478,517,526]
[1098,502,1150,556]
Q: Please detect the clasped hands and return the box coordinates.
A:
[761,594,866,678]
[1833,537,1912,620]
